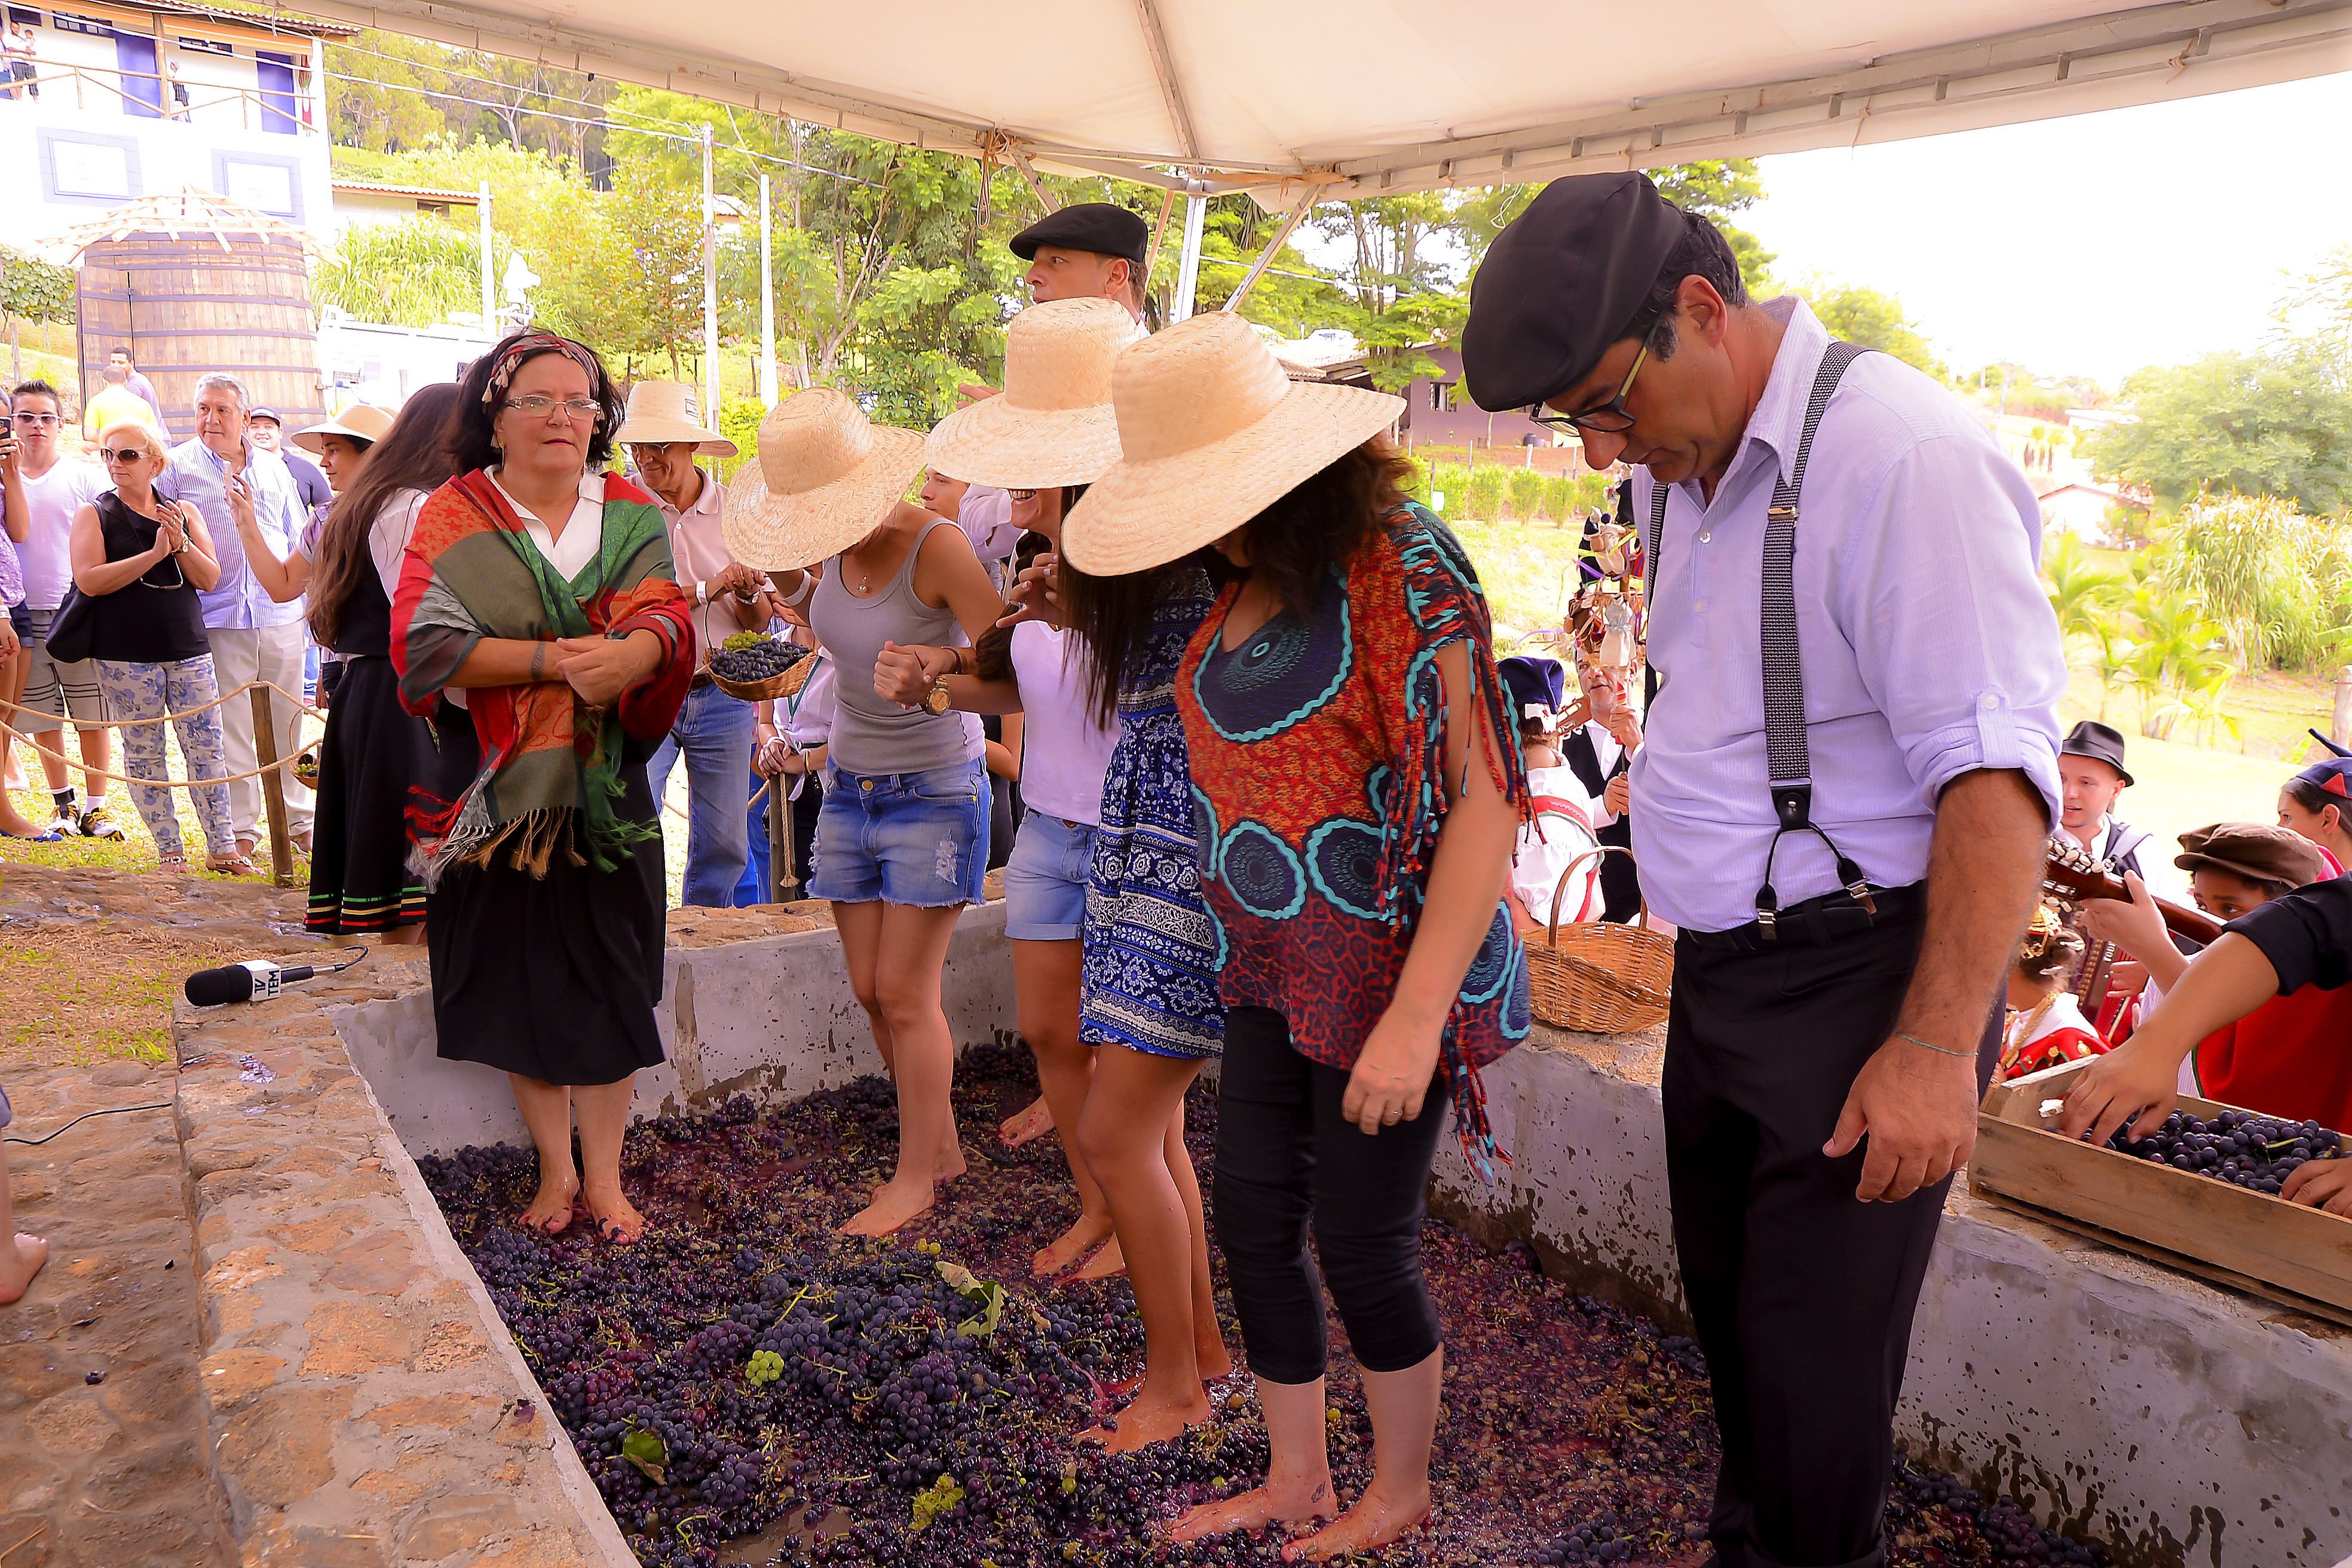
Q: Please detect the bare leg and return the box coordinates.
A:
[999,1093,1054,1147]
[379,924,425,946]
[0,651,47,835]
[1282,1347,1442,1561]
[840,902,966,1236]
[1076,1048,1213,1451]
[0,1140,50,1305]
[574,1076,642,1241]
[1166,1374,1336,1541]
[1016,937,1113,1276]
[32,726,68,796]
[1164,1098,1233,1378]
[75,724,109,802]
[506,1073,578,1233]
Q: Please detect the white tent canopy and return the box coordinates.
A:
[283,0,2347,199]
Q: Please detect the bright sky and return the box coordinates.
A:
[1742,71,2352,390]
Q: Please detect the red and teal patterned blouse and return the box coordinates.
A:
[1177,503,1530,1175]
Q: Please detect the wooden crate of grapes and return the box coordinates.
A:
[1971,1056,2352,1326]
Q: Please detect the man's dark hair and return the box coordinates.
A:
[11,378,59,404]
[108,346,133,360]
[1622,209,1749,360]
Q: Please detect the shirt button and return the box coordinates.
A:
[1692,600,1705,612]
[1698,531,1712,543]
[1981,694,1999,710]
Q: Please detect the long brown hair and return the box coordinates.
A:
[307,384,463,650]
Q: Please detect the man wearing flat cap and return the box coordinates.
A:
[1464,174,2066,1568]
[954,203,1153,580]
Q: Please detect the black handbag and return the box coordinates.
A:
[41,583,97,664]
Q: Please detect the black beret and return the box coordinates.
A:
[1461,173,1689,414]
[1010,203,1149,267]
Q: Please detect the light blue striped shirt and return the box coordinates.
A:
[1628,298,2065,932]
[166,436,307,630]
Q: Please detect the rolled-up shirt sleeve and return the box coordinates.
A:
[2228,878,2352,994]
[1839,430,2066,826]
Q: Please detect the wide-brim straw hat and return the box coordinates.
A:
[1062,311,1404,577]
[612,379,737,457]
[291,403,394,454]
[925,296,1128,489]
[720,387,927,571]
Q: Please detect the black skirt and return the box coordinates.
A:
[425,728,668,1088]
[305,656,430,935]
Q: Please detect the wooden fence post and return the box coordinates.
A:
[2332,667,2352,752]
[249,685,293,888]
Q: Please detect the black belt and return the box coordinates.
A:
[1679,880,1925,953]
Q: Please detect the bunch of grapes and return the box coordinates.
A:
[2107,1107,2345,1195]
[708,635,808,684]
[744,1349,784,1386]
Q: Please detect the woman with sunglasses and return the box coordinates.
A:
[66,422,243,874]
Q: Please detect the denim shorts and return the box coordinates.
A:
[810,756,990,908]
[1003,812,1096,941]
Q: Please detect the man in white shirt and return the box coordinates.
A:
[1465,174,2065,1568]
[618,382,764,908]
[166,373,314,858]
[1560,658,1644,921]
[3,380,119,839]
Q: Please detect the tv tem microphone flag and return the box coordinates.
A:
[183,948,366,1007]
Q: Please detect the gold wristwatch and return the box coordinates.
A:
[921,678,953,715]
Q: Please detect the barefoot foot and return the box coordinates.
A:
[999,1094,1054,1147]
[1166,1480,1336,1545]
[936,1138,968,1185]
[0,1233,50,1304]
[1071,1233,1126,1282]
[1033,1212,1116,1277]
[520,1167,580,1234]
[841,1174,937,1236]
[582,1186,645,1244]
[1280,1485,1431,1562]
[1088,1385,1214,1453]
[1196,1334,1235,1382]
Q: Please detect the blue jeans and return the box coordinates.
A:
[647,683,757,908]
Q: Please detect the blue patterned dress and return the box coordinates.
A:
[1079,568,1227,1059]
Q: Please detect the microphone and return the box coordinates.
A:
[184,959,321,1007]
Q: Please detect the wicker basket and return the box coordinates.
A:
[707,651,812,703]
[1526,847,1674,1034]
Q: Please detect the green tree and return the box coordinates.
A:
[314,218,510,327]
[0,245,75,328]
[1795,280,1945,378]
[1305,193,1466,392]
[2042,531,2121,648]
[2089,349,2352,516]
[326,33,454,153]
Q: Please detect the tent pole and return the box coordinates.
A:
[701,122,721,428]
[1221,182,1324,314]
[1007,148,1060,213]
[1171,186,1207,323]
[759,172,777,406]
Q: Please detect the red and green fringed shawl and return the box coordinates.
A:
[391,468,693,880]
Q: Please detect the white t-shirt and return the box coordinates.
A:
[769,654,835,748]
[293,487,428,607]
[15,458,105,610]
[1009,621,1116,826]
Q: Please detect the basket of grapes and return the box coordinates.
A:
[705,632,811,702]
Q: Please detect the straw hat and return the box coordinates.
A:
[1061,311,1404,577]
[719,387,927,571]
[924,297,1128,488]
[290,403,394,454]
[612,380,737,457]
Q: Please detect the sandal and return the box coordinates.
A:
[157,853,191,875]
[205,852,261,877]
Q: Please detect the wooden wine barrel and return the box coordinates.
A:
[75,231,325,443]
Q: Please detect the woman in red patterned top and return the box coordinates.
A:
[1063,312,1529,1562]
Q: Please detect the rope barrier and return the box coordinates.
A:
[0,679,322,791]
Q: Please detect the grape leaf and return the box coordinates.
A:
[622,1427,669,1483]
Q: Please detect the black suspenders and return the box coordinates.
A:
[1645,341,1874,940]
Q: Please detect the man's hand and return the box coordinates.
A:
[1824,1036,1979,1201]
[2056,1036,2180,1148]
[1603,774,1631,817]
[710,562,765,599]
[2282,1157,2352,1217]
[1600,705,1643,751]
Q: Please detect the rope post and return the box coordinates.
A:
[249,685,294,888]
[767,780,803,904]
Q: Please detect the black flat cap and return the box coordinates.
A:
[2060,719,2133,786]
[1462,173,1688,414]
[1011,203,1149,267]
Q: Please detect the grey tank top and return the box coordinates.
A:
[810,516,982,776]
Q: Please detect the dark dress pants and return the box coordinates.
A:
[1663,905,1999,1568]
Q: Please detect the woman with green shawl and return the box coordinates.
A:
[394,332,696,1242]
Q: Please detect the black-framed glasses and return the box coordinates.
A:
[13,411,59,427]
[1529,342,1647,435]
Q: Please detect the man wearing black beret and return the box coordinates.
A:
[1465,174,2068,1568]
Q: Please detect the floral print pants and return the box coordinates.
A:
[91,656,235,860]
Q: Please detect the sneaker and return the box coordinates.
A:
[45,807,80,838]
[78,804,125,842]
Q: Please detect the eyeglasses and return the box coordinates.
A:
[99,446,149,463]
[506,394,604,422]
[1529,342,1648,436]
[12,412,59,428]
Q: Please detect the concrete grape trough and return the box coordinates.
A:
[169,910,2352,1568]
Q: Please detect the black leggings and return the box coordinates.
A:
[1213,1005,1451,1386]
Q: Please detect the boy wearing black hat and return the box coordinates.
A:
[1463,173,2067,1568]
[2056,719,2175,900]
